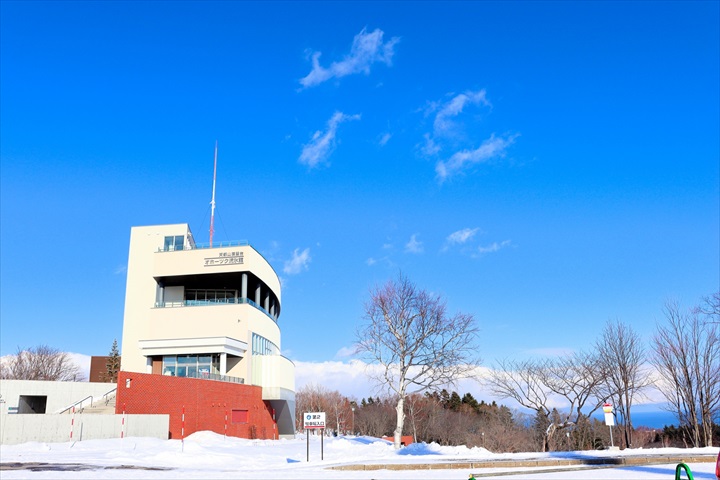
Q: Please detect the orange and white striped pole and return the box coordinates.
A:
[181,405,185,452]
[121,403,126,439]
[70,406,75,441]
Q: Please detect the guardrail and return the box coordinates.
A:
[154,297,277,322]
[157,240,249,252]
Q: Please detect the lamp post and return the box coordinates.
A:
[351,406,355,435]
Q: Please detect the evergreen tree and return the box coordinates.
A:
[461,392,480,413]
[448,391,462,412]
[103,339,121,383]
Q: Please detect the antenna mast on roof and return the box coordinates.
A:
[209,141,218,247]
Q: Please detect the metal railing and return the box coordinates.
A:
[57,395,93,415]
[102,387,117,406]
[154,297,277,322]
[157,240,249,252]
[166,371,244,384]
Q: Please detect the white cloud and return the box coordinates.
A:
[299,111,360,169]
[404,234,423,254]
[436,133,519,182]
[433,90,490,136]
[365,257,377,266]
[378,132,392,146]
[419,89,519,182]
[476,239,512,255]
[283,247,312,275]
[446,227,480,247]
[299,27,400,88]
[420,133,441,156]
[294,360,380,400]
[114,265,127,275]
[335,346,357,359]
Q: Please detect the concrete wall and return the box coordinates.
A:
[0,414,169,445]
[0,380,117,414]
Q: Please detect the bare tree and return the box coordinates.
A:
[294,383,355,435]
[486,352,607,451]
[355,396,395,437]
[1,345,83,381]
[652,299,720,447]
[694,291,720,322]
[355,274,480,449]
[595,319,652,448]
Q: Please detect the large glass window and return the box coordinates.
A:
[251,333,278,356]
[162,354,220,378]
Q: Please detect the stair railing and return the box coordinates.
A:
[102,387,117,406]
[57,395,93,414]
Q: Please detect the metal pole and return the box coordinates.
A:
[609,425,614,448]
[321,429,324,461]
[306,429,309,462]
[209,141,218,247]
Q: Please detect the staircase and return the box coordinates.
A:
[81,393,117,415]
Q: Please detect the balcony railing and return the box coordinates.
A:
[155,297,277,323]
[164,370,245,384]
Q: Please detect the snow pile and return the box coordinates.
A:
[0,432,717,479]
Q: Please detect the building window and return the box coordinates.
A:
[185,289,236,305]
[231,409,248,424]
[251,333,278,356]
[163,235,185,251]
[162,354,219,378]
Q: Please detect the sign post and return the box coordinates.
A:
[303,412,326,462]
[603,403,615,449]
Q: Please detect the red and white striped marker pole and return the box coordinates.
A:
[181,405,185,452]
[121,403,126,439]
[70,406,75,441]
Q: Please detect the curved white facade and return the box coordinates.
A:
[119,223,295,436]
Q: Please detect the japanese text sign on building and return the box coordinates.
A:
[204,251,244,267]
[303,412,326,429]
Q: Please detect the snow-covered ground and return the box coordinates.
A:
[1,432,718,479]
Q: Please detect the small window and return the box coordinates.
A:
[163,235,185,251]
[231,409,248,424]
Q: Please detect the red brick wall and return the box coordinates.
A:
[115,371,277,440]
[89,356,111,382]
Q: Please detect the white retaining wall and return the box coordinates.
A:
[0,379,117,414]
[0,414,169,444]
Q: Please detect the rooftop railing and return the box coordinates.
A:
[157,240,249,252]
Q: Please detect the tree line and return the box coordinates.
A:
[349,274,719,451]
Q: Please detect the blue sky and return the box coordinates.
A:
[1,1,718,402]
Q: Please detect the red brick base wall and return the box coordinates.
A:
[115,371,277,440]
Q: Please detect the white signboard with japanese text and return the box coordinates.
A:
[303,412,326,429]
